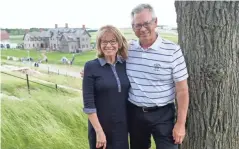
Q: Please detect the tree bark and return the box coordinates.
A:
[175,1,239,149]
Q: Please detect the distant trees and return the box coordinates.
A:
[2,28,47,35]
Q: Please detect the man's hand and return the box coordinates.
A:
[80,70,84,78]
[174,79,189,144]
[173,122,186,144]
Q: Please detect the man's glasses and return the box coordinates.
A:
[101,40,117,45]
[132,18,155,30]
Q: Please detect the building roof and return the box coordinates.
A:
[28,31,51,37]
[23,31,51,40]
[23,26,91,41]
[1,30,10,41]
[48,27,91,37]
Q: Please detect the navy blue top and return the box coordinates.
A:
[82,57,130,133]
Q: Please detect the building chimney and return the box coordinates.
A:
[82,24,85,29]
[55,24,58,28]
[40,28,43,32]
[65,23,68,28]
[25,29,29,33]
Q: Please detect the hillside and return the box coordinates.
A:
[1,67,89,149]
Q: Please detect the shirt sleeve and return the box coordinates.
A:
[82,61,96,114]
[172,47,189,82]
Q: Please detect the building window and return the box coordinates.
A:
[82,38,85,41]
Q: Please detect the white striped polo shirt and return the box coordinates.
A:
[126,35,188,107]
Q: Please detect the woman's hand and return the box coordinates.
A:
[87,113,106,148]
[96,129,107,149]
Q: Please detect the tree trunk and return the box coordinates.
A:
[175,1,239,149]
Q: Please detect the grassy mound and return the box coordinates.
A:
[1,74,89,149]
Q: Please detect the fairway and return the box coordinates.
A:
[1,49,97,67]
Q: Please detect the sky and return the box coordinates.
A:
[0,0,177,29]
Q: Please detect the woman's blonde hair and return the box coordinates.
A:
[96,25,128,59]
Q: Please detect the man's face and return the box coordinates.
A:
[132,9,157,42]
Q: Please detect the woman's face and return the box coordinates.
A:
[100,32,119,58]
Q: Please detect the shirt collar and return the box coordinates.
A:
[135,33,163,51]
[98,56,123,66]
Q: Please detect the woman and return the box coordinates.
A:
[82,25,130,149]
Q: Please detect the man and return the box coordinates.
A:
[126,3,189,149]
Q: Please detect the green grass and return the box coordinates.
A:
[1,73,88,149]
[35,73,82,90]
[1,68,82,90]
[160,33,178,43]
[1,71,157,149]
[1,50,97,67]
[1,59,84,73]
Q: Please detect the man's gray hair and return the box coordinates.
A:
[131,4,156,21]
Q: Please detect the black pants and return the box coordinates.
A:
[127,102,178,149]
